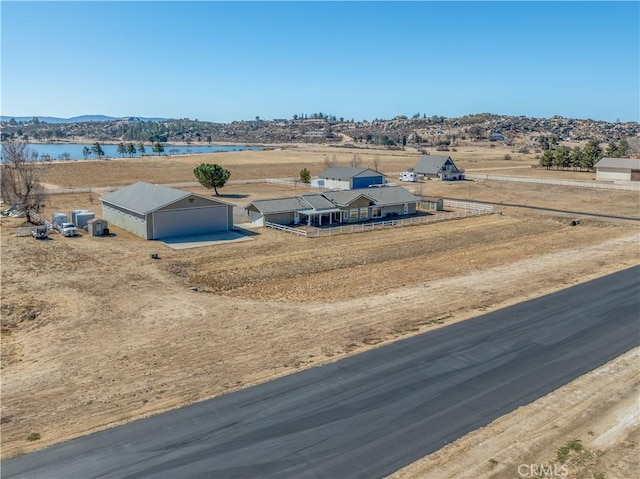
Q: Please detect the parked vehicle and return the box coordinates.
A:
[399,171,419,182]
[57,222,78,237]
[32,226,49,239]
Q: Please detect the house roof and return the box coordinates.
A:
[245,186,418,215]
[318,166,382,181]
[414,155,456,174]
[321,190,375,207]
[323,186,417,207]
[100,182,231,215]
[594,157,640,170]
[244,197,311,214]
[299,193,338,210]
[359,186,419,206]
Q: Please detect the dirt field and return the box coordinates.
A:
[1,143,638,477]
[40,142,537,188]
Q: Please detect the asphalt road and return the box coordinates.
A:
[3,266,639,479]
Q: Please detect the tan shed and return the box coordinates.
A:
[87,218,109,236]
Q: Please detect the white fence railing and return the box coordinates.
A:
[443,199,494,212]
[466,173,640,191]
[266,178,304,187]
[306,210,490,237]
[264,221,308,236]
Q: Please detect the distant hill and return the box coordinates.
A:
[0,115,170,124]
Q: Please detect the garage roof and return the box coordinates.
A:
[318,167,382,181]
[100,182,231,215]
[595,157,640,170]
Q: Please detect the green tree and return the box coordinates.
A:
[617,139,631,157]
[82,146,91,160]
[582,139,603,170]
[126,143,136,157]
[605,141,618,157]
[193,163,231,196]
[117,142,126,157]
[137,142,146,156]
[152,142,165,156]
[569,146,583,170]
[299,168,311,184]
[92,142,105,159]
[540,150,554,169]
[553,145,570,170]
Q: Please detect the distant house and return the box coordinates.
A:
[311,166,385,190]
[594,157,640,182]
[413,155,465,181]
[243,186,419,227]
[100,182,234,240]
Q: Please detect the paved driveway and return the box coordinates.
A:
[161,230,254,250]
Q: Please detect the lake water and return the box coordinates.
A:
[14,143,262,161]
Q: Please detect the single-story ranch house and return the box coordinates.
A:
[311,166,385,190]
[100,182,235,240]
[244,185,419,227]
[594,157,640,182]
[413,155,465,181]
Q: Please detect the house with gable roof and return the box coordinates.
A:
[413,155,465,181]
[243,186,418,227]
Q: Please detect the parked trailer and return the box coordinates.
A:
[399,171,419,182]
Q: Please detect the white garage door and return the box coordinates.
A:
[152,206,228,239]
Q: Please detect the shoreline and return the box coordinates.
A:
[12,139,269,147]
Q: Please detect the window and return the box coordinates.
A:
[350,209,358,219]
[371,207,382,218]
[359,207,368,218]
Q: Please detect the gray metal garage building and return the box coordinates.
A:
[100,182,234,240]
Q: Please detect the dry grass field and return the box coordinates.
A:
[1,142,638,477]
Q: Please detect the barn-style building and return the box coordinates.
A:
[100,182,234,240]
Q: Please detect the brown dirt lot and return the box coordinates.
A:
[1,146,639,476]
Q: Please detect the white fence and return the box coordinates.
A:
[264,209,492,238]
[44,186,119,195]
[466,173,640,191]
[266,178,304,187]
[264,221,308,236]
[443,199,494,213]
[309,211,489,237]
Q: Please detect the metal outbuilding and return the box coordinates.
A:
[100,182,234,240]
[312,167,385,190]
[594,157,640,182]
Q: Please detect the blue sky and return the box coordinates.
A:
[1,1,638,122]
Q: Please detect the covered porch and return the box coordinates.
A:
[298,208,343,226]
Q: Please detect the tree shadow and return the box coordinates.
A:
[215,193,249,199]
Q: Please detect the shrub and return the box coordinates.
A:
[27,432,41,441]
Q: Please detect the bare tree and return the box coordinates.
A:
[350,153,362,167]
[1,140,48,223]
[373,155,381,172]
[323,154,337,169]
